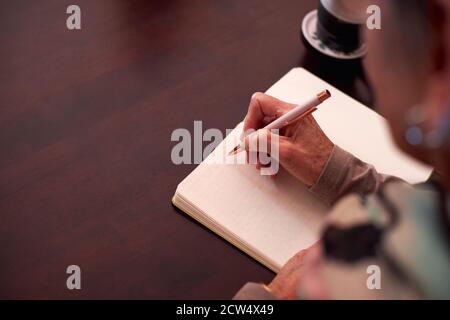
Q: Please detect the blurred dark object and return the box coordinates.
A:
[301,0,367,60]
[316,0,360,53]
[300,48,374,108]
[300,0,373,107]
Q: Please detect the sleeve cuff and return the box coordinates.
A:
[309,145,355,205]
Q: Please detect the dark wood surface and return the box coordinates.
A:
[0,0,369,299]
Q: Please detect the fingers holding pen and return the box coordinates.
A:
[239,90,334,185]
[242,92,296,136]
[243,129,293,175]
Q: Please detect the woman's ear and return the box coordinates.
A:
[420,0,450,177]
[425,0,450,128]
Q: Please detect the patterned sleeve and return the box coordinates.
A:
[309,145,399,205]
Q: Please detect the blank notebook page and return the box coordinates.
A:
[176,123,328,272]
[175,68,432,272]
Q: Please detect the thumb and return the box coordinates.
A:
[242,92,295,140]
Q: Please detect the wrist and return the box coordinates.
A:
[306,141,335,187]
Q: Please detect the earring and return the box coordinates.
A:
[405,103,450,149]
[425,107,450,149]
[405,105,426,146]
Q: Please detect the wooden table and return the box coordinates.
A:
[0,0,370,299]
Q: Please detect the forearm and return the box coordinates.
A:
[310,145,399,205]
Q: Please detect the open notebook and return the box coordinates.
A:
[172,68,432,273]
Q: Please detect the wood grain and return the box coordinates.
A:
[0,0,369,299]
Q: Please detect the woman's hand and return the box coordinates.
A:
[242,92,334,187]
[268,242,326,300]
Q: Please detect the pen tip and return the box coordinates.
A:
[228,145,241,156]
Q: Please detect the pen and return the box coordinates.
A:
[229,89,331,155]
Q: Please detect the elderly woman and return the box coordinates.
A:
[234,0,450,299]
